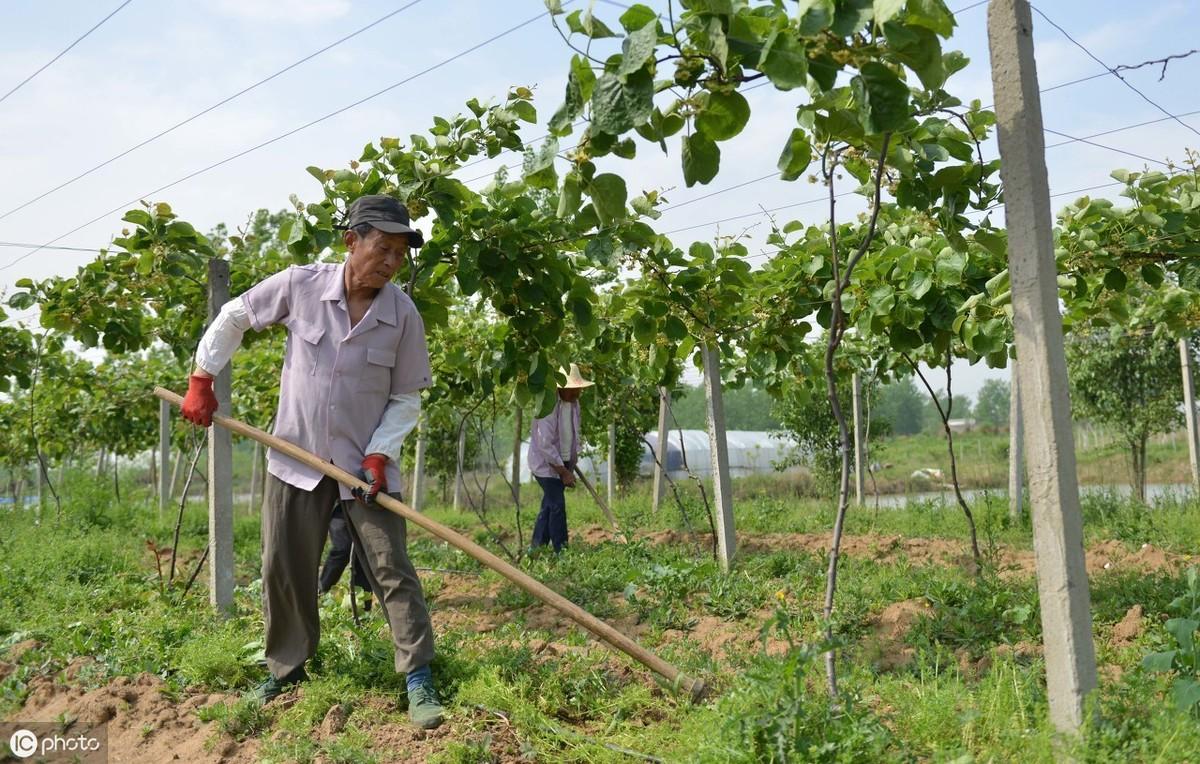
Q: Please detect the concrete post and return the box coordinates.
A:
[453,424,466,512]
[511,407,523,507]
[607,422,617,508]
[158,398,171,515]
[1179,338,1200,490]
[411,420,426,513]
[989,0,1097,733]
[852,373,866,505]
[702,345,736,572]
[651,387,669,513]
[1009,367,1024,521]
[206,258,234,614]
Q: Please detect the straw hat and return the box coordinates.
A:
[558,363,595,389]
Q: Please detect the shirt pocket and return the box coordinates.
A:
[361,347,396,394]
[288,320,325,376]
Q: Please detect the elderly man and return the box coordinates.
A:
[180,195,443,729]
[527,364,593,552]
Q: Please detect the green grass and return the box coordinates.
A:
[2,467,1199,761]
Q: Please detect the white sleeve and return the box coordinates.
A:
[365,392,421,461]
[194,296,251,376]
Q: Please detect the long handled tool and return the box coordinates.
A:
[155,387,705,700]
[572,466,626,543]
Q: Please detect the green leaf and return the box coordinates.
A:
[1174,678,1200,711]
[974,229,1007,258]
[852,62,911,133]
[797,0,836,36]
[1166,618,1198,653]
[617,20,659,77]
[7,293,34,311]
[544,0,563,14]
[557,171,583,218]
[664,315,688,341]
[589,173,628,226]
[570,294,595,328]
[705,16,729,70]
[1141,650,1178,673]
[524,136,559,174]
[905,0,955,37]
[136,250,155,275]
[874,0,906,24]
[935,249,966,285]
[832,0,874,36]
[883,21,945,89]
[868,284,896,315]
[689,0,734,13]
[907,270,932,299]
[591,69,654,135]
[618,4,657,31]
[511,100,537,123]
[1103,268,1127,292]
[696,91,751,141]
[566,8,617,38]
[122,209,152,227]
[777,129,813,181]
[550,55,596,134]
[682,133,720,187]
[1141,263,1165,287]
[760,32,808,90]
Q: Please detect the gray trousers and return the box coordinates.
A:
[261,474,435,678]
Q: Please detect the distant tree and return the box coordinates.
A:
[1067,331,1185,502]
[773,377,888,496]
[974,379,1010,430]
[668,384,781,431]
[923,392,973,433]
[874,376,924,436]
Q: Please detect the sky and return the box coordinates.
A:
[1,0,1198,399]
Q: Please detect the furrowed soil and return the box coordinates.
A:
[7,522,1195,763]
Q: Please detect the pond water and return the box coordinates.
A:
[867,482,1194,509]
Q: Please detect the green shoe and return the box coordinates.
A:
[407,680,445,729]
[247,665,307,706]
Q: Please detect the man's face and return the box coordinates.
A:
[345,227,410,290]
[558,387,583,403]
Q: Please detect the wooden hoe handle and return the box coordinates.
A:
[154,386,706,701]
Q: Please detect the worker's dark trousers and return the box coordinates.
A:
[261,475,435,679]
[318,505,371,594]
[531,475,568,551]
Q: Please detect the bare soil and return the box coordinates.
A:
[7,528,1193,761]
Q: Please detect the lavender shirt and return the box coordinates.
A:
[528,399,580,479]
[240,263,432,499]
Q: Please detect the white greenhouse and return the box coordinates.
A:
[508,430,801,486]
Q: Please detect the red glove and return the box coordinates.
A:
[353,453,389,506]
[181,374,218,427]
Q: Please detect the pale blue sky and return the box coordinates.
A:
[1,0,1197,397]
